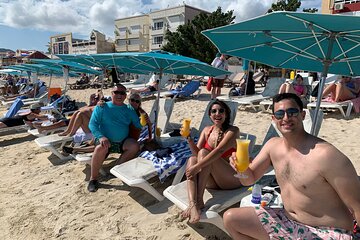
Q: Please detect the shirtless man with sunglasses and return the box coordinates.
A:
[224,93,360,239]
[87,84,142,192]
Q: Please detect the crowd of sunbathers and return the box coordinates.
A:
[0,74,46,101]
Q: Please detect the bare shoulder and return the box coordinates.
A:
[312,137,352,169]
[264,136,283,149]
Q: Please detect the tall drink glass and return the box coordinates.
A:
[180,118,191,138]
[140,113,147,127]
[234,137,250,178]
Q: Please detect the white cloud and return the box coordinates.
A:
[0,0,322,38]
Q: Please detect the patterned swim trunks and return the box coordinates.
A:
[255,206,353,240]
[95,139,124,154]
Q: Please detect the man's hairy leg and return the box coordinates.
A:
[223,207,269,240]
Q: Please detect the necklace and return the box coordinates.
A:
[213,127,224,147]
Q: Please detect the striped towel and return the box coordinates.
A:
[138,124,155,142]
[139,137,198,182]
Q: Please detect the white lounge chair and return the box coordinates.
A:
[122,73,153,89]
[0,125,29,137]
[110,100,239,201]
[28,126,67,138]
[218,78,285,111]
[163,108,323,233]
[163,170,275,234]
[34,134,73,160]
[307,100,353,119]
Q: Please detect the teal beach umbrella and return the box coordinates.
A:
[203,11,360,134]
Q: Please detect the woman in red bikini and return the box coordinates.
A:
[182,99,240,223]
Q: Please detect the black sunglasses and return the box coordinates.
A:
[130,98,141,104]
[210,108,225,114]
[112,90,126,95]
[274,108,300,120]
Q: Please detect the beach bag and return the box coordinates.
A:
[61,99,78,114]
[229,87,241,97]
[141,139,161,152]
[206,77,213,91]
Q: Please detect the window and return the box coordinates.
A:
[53,43,58,54]
[129,38,140,45]
[64,42,69,54]
[130,25,141,34]
[152,21,163,30]
[152,36,163,45]
[116,39,128,46]
[58,42,63,54]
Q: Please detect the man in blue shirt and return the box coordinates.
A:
[88,84,142,192]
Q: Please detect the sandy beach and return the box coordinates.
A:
[0,76,359,239]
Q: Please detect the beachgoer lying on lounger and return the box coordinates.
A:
[76,73,90,85]
[322,75,360,102]
[1,83,40,101]
[58,105,95,137]
[0,103,48,128]
[182,99,240,223]
[128,93,152,141]
[224,93,360,239]
[279,74,307,101]
[32,117,69,134]
[129,74,159,94]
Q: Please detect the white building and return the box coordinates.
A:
[114,4,208,52]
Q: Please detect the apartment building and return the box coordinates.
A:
[321,0,360,14]
[114,4,208,52]
[49,30,114,58]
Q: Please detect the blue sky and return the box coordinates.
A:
[0,0,322,52]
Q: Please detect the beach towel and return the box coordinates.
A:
[5,98,24,118]
[139,137,198,182]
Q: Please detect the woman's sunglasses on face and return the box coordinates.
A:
[130,98,141,104]
[112,90,126,95]
[210,108,225,114]
[273,108,300,120]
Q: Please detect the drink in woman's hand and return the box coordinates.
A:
[140,113,147,126]
[180,118,191,137]
[234,138,250,178]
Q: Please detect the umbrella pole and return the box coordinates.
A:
[243,60,251,96]
[154,70,162,140]
[101,68,106,91]
[311,36,336,135]
[62,66,70,110]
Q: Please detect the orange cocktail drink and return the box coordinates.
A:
[234,138,250,178]
[180,118,191,137]
[140,113,147,126]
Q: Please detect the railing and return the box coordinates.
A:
[334,0,360,4]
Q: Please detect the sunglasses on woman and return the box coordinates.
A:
[130,98,141,104]
[273,108,300,120]
[112,90,126,95]
[210,108,225,114]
